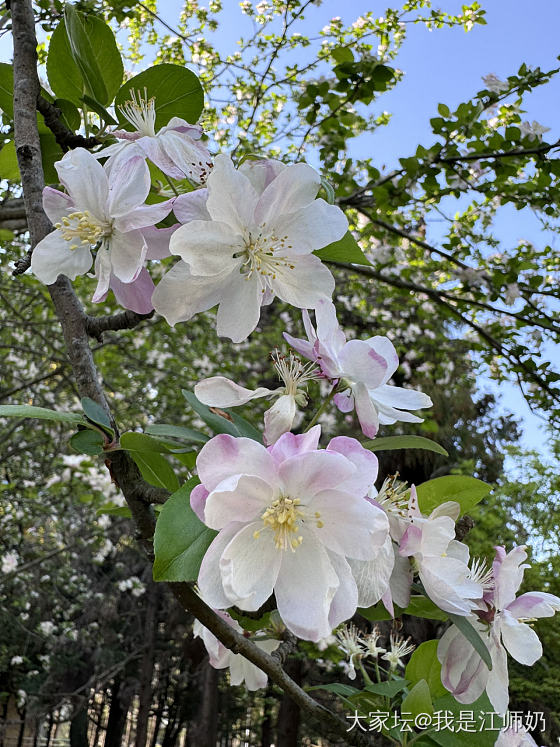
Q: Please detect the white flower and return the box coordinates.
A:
[381,633,414,670]
[336,624,365,680]
[193,611,279,690]
[504,283,521,306]
[194,350,319,444]
[362,627,386,660]
[10,656,23,666]
[284,298,432,437]
[482,73,508,93]
[99,89,212,184]
[152,155,347,342]
[519,120,550,141]
[438,545,560,714]
[192,426,389,641]
[2,551,18,574]
[39,621,56,636]
[31,148,173,313]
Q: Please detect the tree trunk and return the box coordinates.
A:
[105,677,132,747]
[276,658,303,747]
[69,704,88,747]
[135,582,158,747]
[260,686,274,747]
[186,660,219,747]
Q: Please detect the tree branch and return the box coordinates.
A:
[37,95,100,150]
[85,309,155,341]
[11,4,377,744]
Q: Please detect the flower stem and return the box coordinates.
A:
[304,384,337,431]
[163,173,180,197]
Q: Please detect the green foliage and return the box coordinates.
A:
[119,432,180,491]
[315,231,371,266]
[416,475,491,515]
[363,435,449,456]
[114,64,204,130]
[0,404,87,426]
[405,640,448,699]
[69,429,105,455]
[401,678,433,717]
[152,478,217,582]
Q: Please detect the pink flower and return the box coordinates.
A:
[284,299,432,437]
[438,546,560,714]
[192,426,389,641]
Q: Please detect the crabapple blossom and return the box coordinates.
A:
[194,350,319,444]
[152,154,347,342]
[193,611,279,690]
[98,89,212,184]
[398,488,483,616]
[381,633,415,671]
[438,545,560,714]
[30,148,173,313]
[482,73,509,93]
[192,426,390,640]
[1,551,18,574]
[284,298,432,437]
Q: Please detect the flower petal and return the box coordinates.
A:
[113,199,173,233]
[348,534,394,608]
[142,225,177,260]
[254,162,320,226]
[173,189,210,223]
[328,552,359,629]
[30,230,92,285]
[204,474,274,530]
[278,450,355,501]
[338,339,388,389]
[196,434,276,492]
[169,220,243,276]
[216,271,262,342]
[107,155,151,217]
[151,262,230,326]
[353,381,379,438]
[267,426,321,464]
[493,546,528,611]
[273,199,348,255]
[326,435,379,496]
[159,129,212,182]
[195,376,271,408]
[109,229,147,283]
[206,154,258,232]
[274,530,339,641]
[198,521,247,608]
[486,633,510,714]
[55,147,109,221]
[220,521,281,610]
[263,394,296,445]
[43,187,74,225]
[507,591,560,619]
[110,268,154,313]
[500,611,542,665]
[272,254,334,308]
[190,484,209,522]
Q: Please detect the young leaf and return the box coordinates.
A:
[81,397,113,434]
[315,231,371,266]
[182,390,240,437]
[416,475,491,516]
[429,692,495,747]
[0,404,86,425]
[153,478,218,582]
[120,432,179,492]
[448,613,492,670]
[69,429,105,455]
[145,423,209,444]
[401,679,433,718]
[307,683,360,697]
[114,64,204,131]
[405,640,448,699]
[64,6,109,105]
[364,679,409,698]
[0,142,20,181]
[362,435,448,456]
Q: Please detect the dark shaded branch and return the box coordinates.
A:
[85,309,155,341]
[37,95,100,150]
[0,197,27,232]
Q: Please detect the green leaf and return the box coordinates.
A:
[69,429,105,455]
[331,47,354,64]
[402,596,448,621]
[0,63,14,119]
[228,608,272,632]
[0,141,20,180]
[448,613,492,670]
[405,641,448,699]
[320,176,336,204]
[364,679,409,698]
[401,679,433,718]
[416,475,491,516]
[153,478,218,582]
[54,98,81,131]
[437,103,450,117]
[145,423,209,444]
[358,602,393,621]
[228,411,264,443]
[97,503,132,518]
[39,131,64,185]
[0,404,86,425]
[182,390,240,437]
[46,20,83,105]
[315,231,371,266]
[120,432,179,492]
[115,64,204,131]
[64,6,109,104]
[362,435,448,456]
[428,692,495,747]
[81,397,113,434]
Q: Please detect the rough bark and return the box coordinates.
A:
[186,660,219,747]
